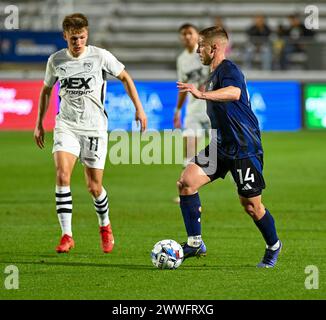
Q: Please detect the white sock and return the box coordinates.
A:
[267,240,280,251]
[187,235,202,247]
[93,188,110,227]
[55,185,72,236]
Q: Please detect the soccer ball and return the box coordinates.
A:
[151,239,184,269]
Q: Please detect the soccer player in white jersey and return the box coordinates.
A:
[173,23,211,203]
[33,13,147,254]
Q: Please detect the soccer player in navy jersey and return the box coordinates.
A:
[177,26,282,268]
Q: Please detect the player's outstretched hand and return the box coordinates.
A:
[177,82,202,99]
[34,126,45,149]
[135,110,147,132]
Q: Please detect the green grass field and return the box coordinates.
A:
[0,131,325,300]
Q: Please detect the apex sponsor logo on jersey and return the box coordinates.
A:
[60,77,94,95]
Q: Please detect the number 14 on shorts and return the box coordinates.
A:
[236,168,255,184]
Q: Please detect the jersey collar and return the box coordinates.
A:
[66,46,89,59]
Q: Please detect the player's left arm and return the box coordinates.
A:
[177,82,240,102]
[117,69,147,132]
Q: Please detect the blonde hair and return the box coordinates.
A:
[199,26,229,44]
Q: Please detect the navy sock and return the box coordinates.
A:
[254,209,279,246]
[180,193,202,236]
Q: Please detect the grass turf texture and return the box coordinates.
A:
[0,131,325,300]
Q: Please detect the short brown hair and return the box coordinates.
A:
[199,26,229,42]
[62,13,88,32]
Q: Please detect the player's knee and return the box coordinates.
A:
[177,178,196,195]
[56,170,71,186]
[243,203,255,217]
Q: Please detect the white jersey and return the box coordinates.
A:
[177,46,210,119]
[44,45,125,134]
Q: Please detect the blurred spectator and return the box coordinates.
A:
[244,15,272,70]
[279,14,316,70]
[272,23,287,70]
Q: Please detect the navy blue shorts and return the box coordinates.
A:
[192,146,265,198]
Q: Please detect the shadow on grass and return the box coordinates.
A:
[0,250,258,270]
[0,259,152,270]
[0,258,256,271]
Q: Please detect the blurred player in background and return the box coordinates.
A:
[173,23,211,203]
[177,26,282,268]
[34,13,147,254]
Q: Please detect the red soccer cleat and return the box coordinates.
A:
[56,234,75,253]
[100,224,114,253]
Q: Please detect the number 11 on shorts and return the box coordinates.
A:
[89,137,99,151]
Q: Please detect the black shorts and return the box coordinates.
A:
[192,145,266,198]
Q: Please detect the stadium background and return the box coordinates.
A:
[1,0,326,131]
[0,0,325,300]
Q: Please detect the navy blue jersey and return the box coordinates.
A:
[205,59,263,159]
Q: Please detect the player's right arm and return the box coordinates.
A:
[34,85,53,149]
[34,55,57,149]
